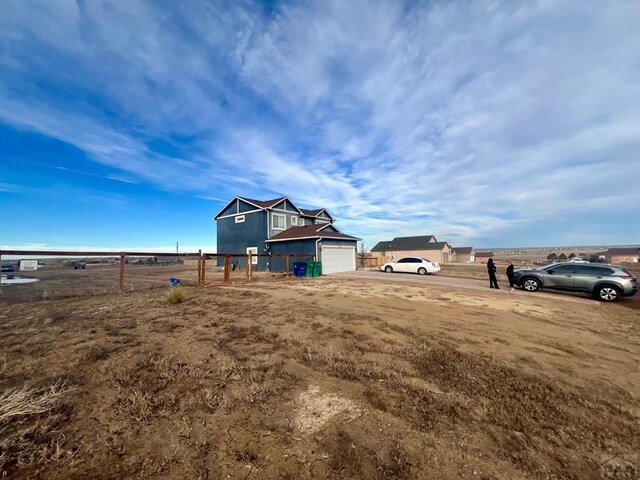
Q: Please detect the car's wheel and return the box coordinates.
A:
[521,277,541,292]
[385,266,393,273]
[417,267,427,275]
[595,285,620,302]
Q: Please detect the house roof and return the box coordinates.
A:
[266,224,359,242]
[299,207,334,220]
[421,241,451,251]
[372,235,438,252]
[607,247,640,255]
[299,208,323,216]
[453,247,474,254]
[371,241,392,252]
[238,196,285,208]
[214,195,333,220]
[475,251,494,257]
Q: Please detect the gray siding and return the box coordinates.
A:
[217,211,269,270]
[268,211,302,238]
[270,239,317,272]
[219,201,237,217]
[238,200,258,213]
[283,199,298,212]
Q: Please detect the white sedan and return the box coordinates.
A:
[380,257,441,275]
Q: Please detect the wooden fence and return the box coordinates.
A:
[0,250,315,294]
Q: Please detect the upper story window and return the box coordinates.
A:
[235,215,245,223]
[291,216,299,226]
[272,213,286,230]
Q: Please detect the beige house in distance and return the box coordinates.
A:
[451,247,475,263]
[606,247,639,264]
[371,235,452,264]
[474,251,494,263]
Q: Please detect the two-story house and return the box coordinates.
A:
[214,196,360,274]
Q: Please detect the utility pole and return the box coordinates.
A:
[176,241,178,256]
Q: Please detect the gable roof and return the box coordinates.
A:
[299,208,323,216]
[238,196,285,209]
[266,224,359,242]
[371,241,392,252]
[421,241,451,251]
[371,235,438,252]
[607,247,640,255]
[299,207,334,220]
[214,195,332,220]
[453,247,474,254]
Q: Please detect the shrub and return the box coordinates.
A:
[166,286,185,305]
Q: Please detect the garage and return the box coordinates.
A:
[321,245,356,274]
[267,223,359,274]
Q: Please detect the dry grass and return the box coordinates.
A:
[1,277,639,479]
[0,381,74,422]
[81,345,110,362]
[166,286,185,304]
[0,381,77,476]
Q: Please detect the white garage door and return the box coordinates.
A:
[321,246,356,274]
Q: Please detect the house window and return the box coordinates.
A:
[235,215,245,223]
[291,216,299,226]
[246,247,258,265]
[272,213,286,230]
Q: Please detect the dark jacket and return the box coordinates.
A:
[506,264,514,278]
[487,259,497,273]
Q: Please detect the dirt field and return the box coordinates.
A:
[1,275,639,479]
[0,264,253,303]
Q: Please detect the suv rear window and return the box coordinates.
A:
[575,266,614,275]
[595,267,614,275]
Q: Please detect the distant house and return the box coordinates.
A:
[370,235,452,263]
[19,259,38,271]
[214,196,359,274]
[606,247,640,264]
[452,247,475,263]
[474,251,494,263]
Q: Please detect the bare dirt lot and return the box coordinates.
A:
[1,275,639,479]
[0,264,250,303]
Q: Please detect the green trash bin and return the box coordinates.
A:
[312,261,322,277]
[304,261,313,277]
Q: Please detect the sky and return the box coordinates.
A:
[1,0,639,251]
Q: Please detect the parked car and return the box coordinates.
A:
[569,257,589,263]
[513,262,637,302]
[380,257,441,275]
[73,261,86,270]
[1,264,15,273]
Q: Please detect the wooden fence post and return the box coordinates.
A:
[119,253,125,293]
[285,255,289,274]
[197,249,202,287]
[224,255,230,284]
[246,254,251,278]
[201,255,207,286]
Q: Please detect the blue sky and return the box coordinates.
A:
[1,0,639,251]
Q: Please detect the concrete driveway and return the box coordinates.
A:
[332,270,618,306]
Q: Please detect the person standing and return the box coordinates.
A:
[506,259,515,291]
[487,257,499,289]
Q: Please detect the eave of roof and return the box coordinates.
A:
[266,224,359,242]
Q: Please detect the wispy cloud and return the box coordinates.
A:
[1,0,639,246]
[55,166,137,184]
[0,182,19,192]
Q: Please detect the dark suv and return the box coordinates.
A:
[513,262,637,302]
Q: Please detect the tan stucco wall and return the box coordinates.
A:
[384,248,449,264]
[609,255,639,263]
[454,253,475,263]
